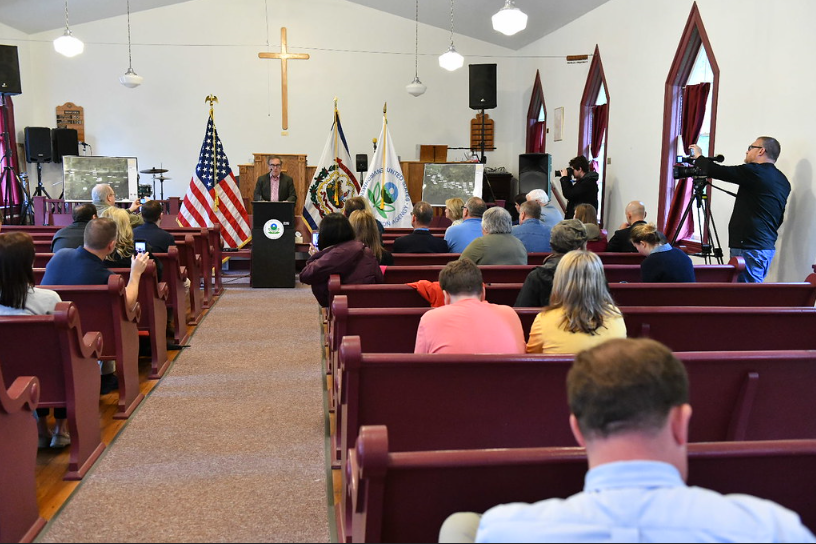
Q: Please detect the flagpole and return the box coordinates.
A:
[380,103,387,211]
[206,95,220,213]
[333,98,340,207]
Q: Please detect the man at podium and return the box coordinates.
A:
[253,156,298,203]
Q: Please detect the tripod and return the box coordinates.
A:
[0,93,29,225]
[670,177,724,265]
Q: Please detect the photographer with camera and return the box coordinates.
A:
[557,156,599,220]
[688,137,790,283]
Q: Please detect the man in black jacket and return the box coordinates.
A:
[51,203,97,252]
[607,201,648,253]
[689,137,790,283]
[558,155,599,219]
[393,201,449,253]
[253,156,298,203]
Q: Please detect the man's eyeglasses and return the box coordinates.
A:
[269,163,282,168]
[747,145,763,152]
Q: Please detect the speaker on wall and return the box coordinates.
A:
[469,64,497,110]
[52,128,79,163]
[356,154,368,172]
[24,127,52,163]
[0,45,22,96]
[519,153,552,195]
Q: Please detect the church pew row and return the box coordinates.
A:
[0,368,46,543]
[346,426,816,543]
[380,259,745,284]
[327,275,816,310]
[43,276,145,419]
[0,302,105,481]
[391,252,647,267]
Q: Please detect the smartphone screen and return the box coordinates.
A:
[312,232,320,246]
[135,241,147,254]
[140,198,147,204]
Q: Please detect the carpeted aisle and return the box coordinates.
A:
[38,285,329,543]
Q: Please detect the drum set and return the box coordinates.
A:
[139,167,171,200]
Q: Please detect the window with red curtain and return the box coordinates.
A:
[589,103,608,172]
[658,3,719,250]
[578,45,609,226]
[526,70,546,154]
[0,96,23,224]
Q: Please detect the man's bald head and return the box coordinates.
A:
[625,201,647,223]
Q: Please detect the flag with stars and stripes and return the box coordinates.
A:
[179,114,251,248]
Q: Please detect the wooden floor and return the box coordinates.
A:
[34,312,208,521]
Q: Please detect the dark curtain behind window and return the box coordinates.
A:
[526,71,546,154]
[589,103,608,171]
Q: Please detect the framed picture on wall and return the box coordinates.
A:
[554,107,564,142]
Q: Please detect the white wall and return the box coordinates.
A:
[1,0,522,202]
[516,0,816,281]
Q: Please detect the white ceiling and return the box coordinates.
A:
[0,0,610,50]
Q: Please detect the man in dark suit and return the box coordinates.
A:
[253,156,297,203]
[393,201,449,253]
[51,203,97,252]
[133,200,176,254]
[607,200,648,252]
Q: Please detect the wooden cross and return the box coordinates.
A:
[258,28,310,131]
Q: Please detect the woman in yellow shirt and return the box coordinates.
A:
[527,250,626,354]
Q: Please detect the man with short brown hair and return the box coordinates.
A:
[253,156,297,203]
[393,201,449,253]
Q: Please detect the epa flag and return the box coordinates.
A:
[303,107,360,230]
[360,108,413,228]
[179,115,251,248]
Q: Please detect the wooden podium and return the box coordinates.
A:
[251,202,296,288]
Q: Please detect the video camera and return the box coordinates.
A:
[557,167,574,178]
[673,153,724,180]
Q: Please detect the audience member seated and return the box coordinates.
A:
[414,259,525,354]
[349,210,393,266]
[526,250,626,354]
[444,197,487,253]
[133,200,176,253]
[92,183,140,217]
[527,188,563,231]
[393,201,449,254]
[440,338,816,543]
[344,196,384,237]
[607,200,648,252]
[41,218,150,394]
[51,203,97,252]
[0,232,67,448]
[575,203,608,252]
[630,223,696,283]
[511,193,527,225]
[512,200,551,253]
[445,197,465,227]
[300,213,383,307]
[100,208,162,280]
[461,207,527,265]
[515,219,587,308]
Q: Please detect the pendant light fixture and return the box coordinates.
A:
[119,0,143,88]
[53,0,84,58]
[492,0,528,37]
[406,0,427,97]
[439,0,464,72]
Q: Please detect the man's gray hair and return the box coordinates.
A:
[481,207,513,235]
[527,189,550,206]
[91,184,114,206]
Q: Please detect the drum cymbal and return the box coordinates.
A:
[156,176,172,181]
[140,167,169,174]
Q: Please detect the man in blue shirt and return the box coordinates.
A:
[526,188,563,232]
[511,200,551,253]
[440,338,815,543]
[444,197,486,253]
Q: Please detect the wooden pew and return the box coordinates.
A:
[328,275,816,310]
[176,235,205,325]
[153,246,192,345]
[44,276,145,419]
[0,302,105,481]
[168,228,215,308]
[347,426,816,543]
[0,368,45,543]
[391,252,647,267]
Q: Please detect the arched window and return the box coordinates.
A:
[658,2,719,250]
[578,45,609,225]
[526,70,546,154]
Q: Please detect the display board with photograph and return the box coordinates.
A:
[421,163,484,206]
[62,156,139,202]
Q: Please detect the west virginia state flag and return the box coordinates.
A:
[303,107,359,230]
[360,106,413,228]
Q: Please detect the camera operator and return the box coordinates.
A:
[689,137,790,283]
[556,156,599,220]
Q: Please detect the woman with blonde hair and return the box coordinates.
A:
[526,250,626,354]
[574,203,608,252]
[100,207,137,268]
[349,210,393,265]
[630,223,695,283]
[445,198,464,226]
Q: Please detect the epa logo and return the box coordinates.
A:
[263,219,284,240]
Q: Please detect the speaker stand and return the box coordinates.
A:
[32,162,51,199]
[479,109,488,164]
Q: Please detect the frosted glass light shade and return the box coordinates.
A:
[120,68,144,88]
[439,46,464,71]
[406,77,427,97]
[492,0,528,36]
[54,30,84,57]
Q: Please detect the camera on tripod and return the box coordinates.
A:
[673,156,707,180]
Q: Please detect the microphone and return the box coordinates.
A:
[80,142,90,148]
[707,154,725,162]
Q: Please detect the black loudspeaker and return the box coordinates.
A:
[24,127,52,163]
[519,153,552,195]
[356,154,368,172]
[52,128,79,163]
[469,64,497,110]
[0,45,22,96]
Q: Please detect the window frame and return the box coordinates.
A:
[526,69,547,154]
[578,45,609,227]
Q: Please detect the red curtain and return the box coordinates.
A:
[589,103,608,160]
[0,96,23,223]
[664,83,710,241]
[526,70,546,153]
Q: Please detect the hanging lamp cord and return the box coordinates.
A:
[449,0,455,48]
[64,0,71,32]
[126,0,134,69]
[414,0,419,77]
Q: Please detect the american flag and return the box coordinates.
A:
[179,115,251,248]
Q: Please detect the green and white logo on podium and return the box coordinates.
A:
[263,219,284,240]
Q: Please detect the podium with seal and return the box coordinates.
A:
[251,201,296,288]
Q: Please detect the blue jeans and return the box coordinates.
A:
[730,248,775,283]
